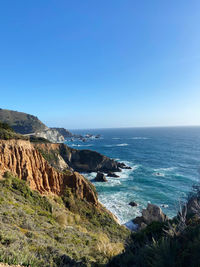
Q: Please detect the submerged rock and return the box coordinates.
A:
[94,172,108,182]
[129,201,138,207]
[107,171,119,178]
[117,162,132,169]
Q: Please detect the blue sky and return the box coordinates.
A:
[0,0,200,129]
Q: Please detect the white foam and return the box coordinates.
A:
[124,220,138,231]
[160,204,169,208]
[104,145,113,147]
[116,143,129,147]
[121,160,140,170]
[82,172,96,181]
[116,164,138,179]
[153,172,165,177]
[98,192,142,224]
[99,179,122,187]
[70,144,93,147]
[130,137,149,140]
[154,167,176,172]
[104,143,129,147]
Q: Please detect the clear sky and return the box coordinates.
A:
[0,1,200,129]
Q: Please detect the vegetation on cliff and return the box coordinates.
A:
[0,112,199,266]
[0,122,27,140]
[0,109,47,134]
[108,186,200,267]
[0,122,50,144]
[34,142,127,174]
[0,173,129,267]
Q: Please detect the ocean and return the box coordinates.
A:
[65,127,200,224]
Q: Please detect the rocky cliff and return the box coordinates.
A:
[34,128,65,143]
[50,127,73,138]
[0,140,98,205]
[133,203,168,230]
[0,139,129,266]
[34,142,129,173]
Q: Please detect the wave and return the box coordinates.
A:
[121,160,140,169]
[70,144,93,147]
[116,143,129,147]
[130,137,150,140]
[152,167,179,178]
[160,204,169,208]
[153,172,165,177]
[124,220,138,230]
[97,179,122,187]
[154,167,177,173]
[115,164,139,179]
[98,192,142,224]
[112,137,121,140]
[104,143,129,147]
[81,172,96,180]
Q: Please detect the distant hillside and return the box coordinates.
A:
[0,109,47,134]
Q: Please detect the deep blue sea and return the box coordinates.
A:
[65,127,200,224]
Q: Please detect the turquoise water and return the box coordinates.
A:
[66,127,200,224]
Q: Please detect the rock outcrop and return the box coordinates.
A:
[107,171,119,178]
[94,172,108,182]
[34,142,130,174]
[58,143,129,173]
[133,203,168,229]
[50,127,73,138]
[129,201,138,207]
[34,128,65,143]
[0,140,98,205]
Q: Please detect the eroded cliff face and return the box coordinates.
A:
[34,142,125,173]
[0,140,98,205]
[34,128,65,143]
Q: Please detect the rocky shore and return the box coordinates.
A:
[34,142,131,175]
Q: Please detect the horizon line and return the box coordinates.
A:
[67,124,200,131]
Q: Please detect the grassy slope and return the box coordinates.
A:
[0,109,46,134]
[0,122,50,144]
[0,122,27,140]
[0,173,129,267]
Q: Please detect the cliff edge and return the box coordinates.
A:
[0,140,98,205]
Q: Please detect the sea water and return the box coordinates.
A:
[65,127,200,224]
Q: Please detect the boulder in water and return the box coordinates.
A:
[94,172,108,182]
[107,171,119,178]
[129,201,138,207]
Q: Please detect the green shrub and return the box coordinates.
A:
[0,174,129,266]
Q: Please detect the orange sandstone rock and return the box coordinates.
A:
[0,140,98,205]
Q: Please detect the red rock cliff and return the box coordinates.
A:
[0,140,98,205]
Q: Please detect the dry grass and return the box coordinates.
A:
[0,175,129,266]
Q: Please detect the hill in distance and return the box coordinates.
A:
[0,108,47,134]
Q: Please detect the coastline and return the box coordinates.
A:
[66,126,200,224]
